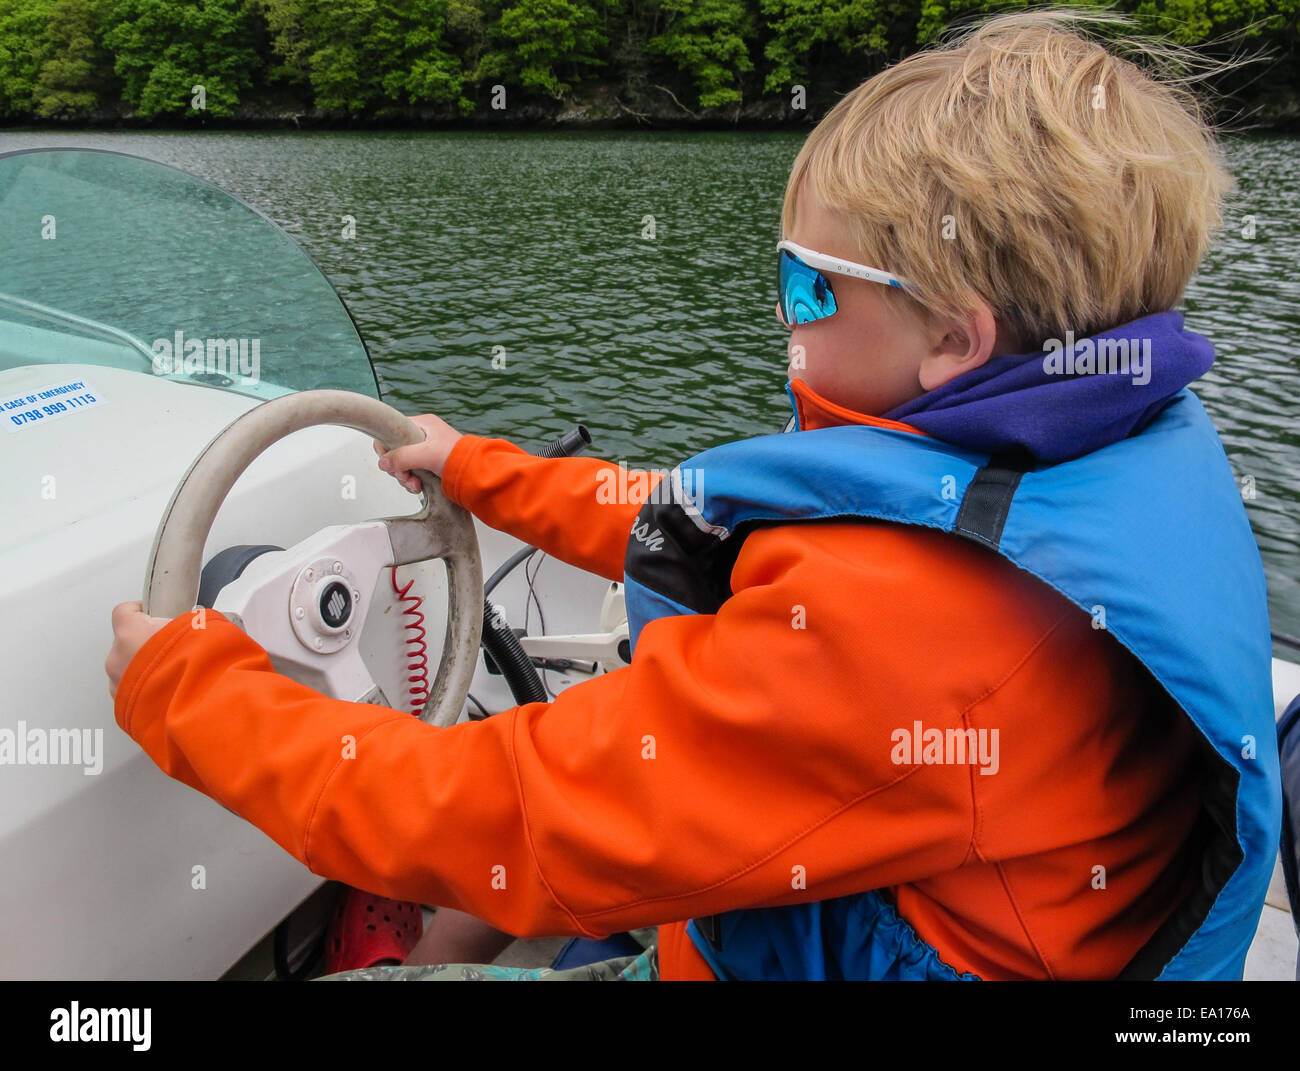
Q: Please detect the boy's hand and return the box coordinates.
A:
[106,601,173,699]
[373,414,464,493]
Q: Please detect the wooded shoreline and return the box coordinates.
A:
[5,2,1298,132]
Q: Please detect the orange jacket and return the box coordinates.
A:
[114,377,1200,980]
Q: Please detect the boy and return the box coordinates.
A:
[106,9,1279,980]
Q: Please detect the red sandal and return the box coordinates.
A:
[324,886,424,973]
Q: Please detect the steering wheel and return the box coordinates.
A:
[141,389,483,727]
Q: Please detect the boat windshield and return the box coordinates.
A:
[0,148,378,401]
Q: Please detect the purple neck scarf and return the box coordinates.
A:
[883,311,1214,464]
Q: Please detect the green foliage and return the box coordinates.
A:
[0,0,1296,121]
[916,0,1036,44]
[490,0,612,99]
[0,0,52,117]
[101,0,261,116]
[759,0,901,92]
[259,0,473,115]
[35,0,114,118]
[253,0,313,88]
[645,0,755,107]
[1128,0,1285,41]
[918,0,1290,46]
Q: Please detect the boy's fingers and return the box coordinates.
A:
[373,441,428,493]
[388,443,429,473]
[373,450,421,493]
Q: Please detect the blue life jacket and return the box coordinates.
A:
[622,384,1280,980]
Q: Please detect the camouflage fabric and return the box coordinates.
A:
[318,927,658,981]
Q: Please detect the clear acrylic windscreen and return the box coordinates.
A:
[0,148,378,400]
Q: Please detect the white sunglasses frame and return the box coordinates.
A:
[777,239,913,292]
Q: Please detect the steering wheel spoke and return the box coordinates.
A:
[380,506,462,566]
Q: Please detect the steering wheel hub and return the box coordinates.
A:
[290,556,362,653]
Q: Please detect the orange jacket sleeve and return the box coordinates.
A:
[439,433,663,582]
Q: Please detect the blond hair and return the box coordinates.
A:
[781,8,1235,347]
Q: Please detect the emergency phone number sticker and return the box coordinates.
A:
[2,379,106,433]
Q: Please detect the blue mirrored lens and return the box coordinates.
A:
[779,249,837,324]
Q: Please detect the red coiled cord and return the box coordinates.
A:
[389,566,429,716]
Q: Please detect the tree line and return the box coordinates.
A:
[2,0,1295,123]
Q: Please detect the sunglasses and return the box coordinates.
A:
[776,239,912,326]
